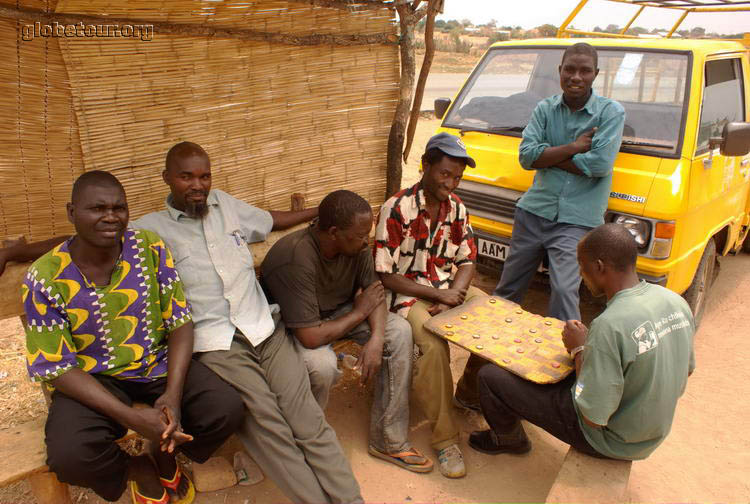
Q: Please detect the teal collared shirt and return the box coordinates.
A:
[517,91,625,228]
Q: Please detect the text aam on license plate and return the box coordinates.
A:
[478,237,509,261]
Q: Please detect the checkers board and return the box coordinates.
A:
[424,295,574,384]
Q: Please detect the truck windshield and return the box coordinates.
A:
[443,47,689,156]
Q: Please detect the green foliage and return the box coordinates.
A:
[435,19,461,33]
[536,23,558,37]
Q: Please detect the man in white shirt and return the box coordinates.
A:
[132,142,362,504]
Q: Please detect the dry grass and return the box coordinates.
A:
[416,49,479,74]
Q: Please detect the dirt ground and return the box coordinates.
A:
[1,118,749,503]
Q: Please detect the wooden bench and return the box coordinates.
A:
[0,210,308,503]
[545,446,632,503]
[0,416,144,503]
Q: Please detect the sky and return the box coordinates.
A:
[436,0,750,34]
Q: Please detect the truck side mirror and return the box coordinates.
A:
[434,98,451,120]
[705,122,750,169]
[720,122,750,157]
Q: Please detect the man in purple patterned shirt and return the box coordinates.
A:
[23,171,243,503]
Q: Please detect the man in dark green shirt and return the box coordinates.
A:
[471,224,694,460]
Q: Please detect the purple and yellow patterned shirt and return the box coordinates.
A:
[22,228,192,383]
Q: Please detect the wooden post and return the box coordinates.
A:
[291,193,306,212]
[386,1,429,199]
[28,471,72,504]
[402,0,442,162]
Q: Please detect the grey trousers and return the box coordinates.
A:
[297,304,413,454]
[493,207,591,321]
[197,316,362,504]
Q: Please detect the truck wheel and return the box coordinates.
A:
[682,239,717,327]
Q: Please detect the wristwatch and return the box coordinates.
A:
[569,345,585,359]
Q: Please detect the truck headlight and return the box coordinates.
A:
[610,214,650,249]
[605,213,674,259]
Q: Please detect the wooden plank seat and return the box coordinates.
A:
[545,446,633,503]
[0,410,143,504]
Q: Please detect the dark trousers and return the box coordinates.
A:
[493,207,591,321]
[45,360,244,501]
[477,364,604,458]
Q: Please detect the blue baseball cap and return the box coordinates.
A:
[425,132,476,168]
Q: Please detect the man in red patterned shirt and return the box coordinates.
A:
[374,133,486,478]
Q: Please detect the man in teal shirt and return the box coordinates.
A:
[470,224,695,460]
[493,42,625,321]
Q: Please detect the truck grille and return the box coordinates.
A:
[454,179,524,225]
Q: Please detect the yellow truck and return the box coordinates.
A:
[433,0,750,324]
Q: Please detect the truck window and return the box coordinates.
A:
[697,58,745,154]
[443,47,689,156]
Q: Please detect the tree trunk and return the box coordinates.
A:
[385,5,417,198]
[403,0,438,162]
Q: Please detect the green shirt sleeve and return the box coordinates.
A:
[518,103,552,170]
[23,275,78,382]
[571,102,625,178]
[574,322,625,426]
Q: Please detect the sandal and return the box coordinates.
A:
[159,465,196,504]
[130,480,169,504]
[367,445,434,473]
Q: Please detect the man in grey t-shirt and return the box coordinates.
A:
[470,224,695,460]
[262,190,432,474]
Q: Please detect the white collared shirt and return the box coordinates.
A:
[132,189,276,351]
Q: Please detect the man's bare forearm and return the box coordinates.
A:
[0,235,69,274]
[367,302,387,340]
[164,322,194,401]
[270,208,318,231]
[531,144,580,168]
[556,159,585,176]
[379,272,441,303]
[52,368,139,428]
[293,308,368,349]
[450,264,475,292]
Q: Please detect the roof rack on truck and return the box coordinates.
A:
[557,0,750,42]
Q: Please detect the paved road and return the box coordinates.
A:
[417,72,535,112]
[417,72,470,111]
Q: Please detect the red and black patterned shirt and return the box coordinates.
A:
[374,182,477,317]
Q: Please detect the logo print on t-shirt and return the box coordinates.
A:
[631,321,659,355]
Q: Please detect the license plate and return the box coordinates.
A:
[478,238,509,262]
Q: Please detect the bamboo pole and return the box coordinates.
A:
[304,0,394,10]
[402,0,441,163]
